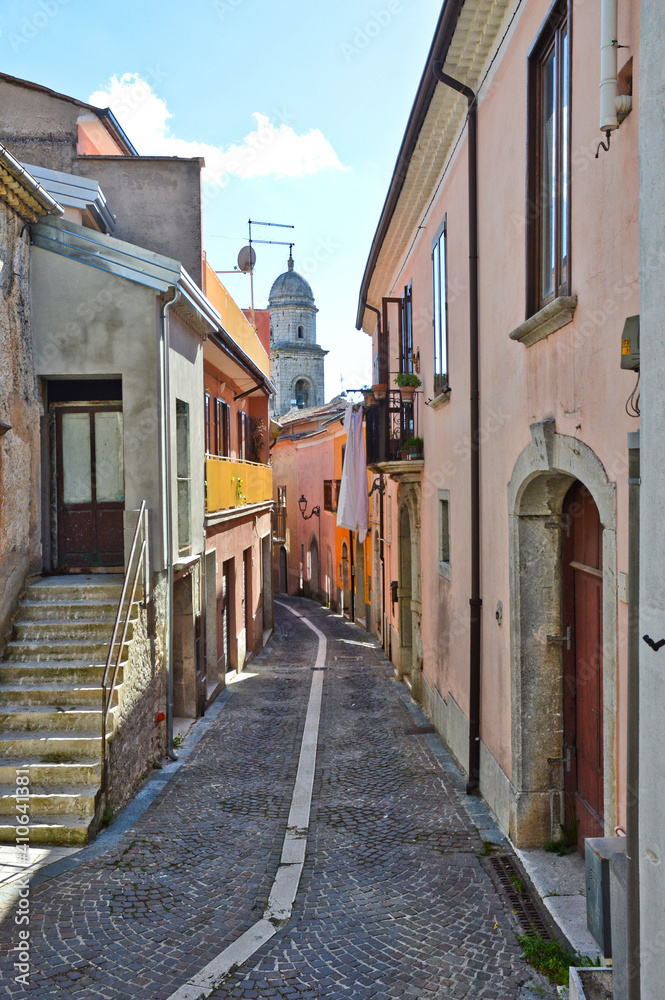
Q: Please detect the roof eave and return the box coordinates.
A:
[355,0,467,330]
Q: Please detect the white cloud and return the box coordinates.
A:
[88,73,346,180]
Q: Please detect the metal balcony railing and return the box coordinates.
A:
[272,506,287,539]
[365,391,418,466]
[206,456,273,512]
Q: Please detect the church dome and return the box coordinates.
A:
[268,256,316,308]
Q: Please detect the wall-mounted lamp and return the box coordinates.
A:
[298,494,320,520]
[368,475,386,499]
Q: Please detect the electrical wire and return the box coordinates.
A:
[625,371,640,417]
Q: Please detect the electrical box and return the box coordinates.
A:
[621,315,640,370]
[585,836,626,958]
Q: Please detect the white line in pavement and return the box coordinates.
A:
[166,602,326,1000]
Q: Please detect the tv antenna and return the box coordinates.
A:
[214,219,294,327]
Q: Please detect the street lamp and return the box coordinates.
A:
[298,494,320,519]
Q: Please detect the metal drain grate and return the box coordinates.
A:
[488,854,553,940]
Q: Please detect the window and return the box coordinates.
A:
[527,0,570,315]
[297,324,304,339]
[273,484,287,539]
[323,479,341,513]
[438,489,451,580]
[204,391,211,455]
[176,400,191,555]
[294,379,310,408]
[401,282,413,373]
[215,398,230,457]
[432,218,448,393]
[237,411,250,460]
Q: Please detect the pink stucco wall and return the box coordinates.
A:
[367,0,639,833]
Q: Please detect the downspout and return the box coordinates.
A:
[160,287,181,761]
[364,302,387,647]
[433,62,482,794]
[626,430,640,1000]
[597,0,633,154]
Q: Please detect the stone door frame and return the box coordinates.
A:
[507,420,617,846]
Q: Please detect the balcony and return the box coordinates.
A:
[206,456,273,514]
[365,390,422,472]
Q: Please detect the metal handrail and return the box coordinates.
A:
[100,501,148,791]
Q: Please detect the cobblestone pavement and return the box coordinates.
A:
[0,598,554,999]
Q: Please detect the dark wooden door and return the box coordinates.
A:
[217,560,231,671]
[55,405,124,568]
[562,481,604,852]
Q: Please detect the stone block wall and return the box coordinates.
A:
[105,573,167,815]
[0,200,41,643]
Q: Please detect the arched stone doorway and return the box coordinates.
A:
[508,421,616,847]
[355,537,366,627]
[341,541,350,617]
[278,545,288,594]
[308,535,320,602]
[326,546,333,608]
[373,529,382,639]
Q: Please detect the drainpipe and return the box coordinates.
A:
[626,430,640,999]
[160,287,181,761]
[600,0,632,133]
[433,62,482,795]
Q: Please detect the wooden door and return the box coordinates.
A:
[243,548,252,647]
[562,481,604,852]
[55,405,124,568]
[218,560,231,671]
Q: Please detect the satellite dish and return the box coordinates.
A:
[237,245,256,272]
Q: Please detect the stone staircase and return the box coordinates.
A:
[0,575,134,846]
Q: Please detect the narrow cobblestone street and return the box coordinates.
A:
[0,599,554,999]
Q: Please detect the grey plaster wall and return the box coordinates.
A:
[0,201,40,640]
[77,157,203,287]
[0,79,84,173]
[31,247,204,574]
[168,310,205,566]
[638,5,665,993]
[0,79,204,286]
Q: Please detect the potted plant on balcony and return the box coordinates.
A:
[404,436,424,460]
[395,372,422,401]
[372,383,388,400]
[361,386,376,407]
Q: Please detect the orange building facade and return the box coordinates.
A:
[271,399,372,629]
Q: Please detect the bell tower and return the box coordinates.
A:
[268,256,327,416]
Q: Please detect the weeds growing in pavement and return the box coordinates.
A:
[517,933,599,986]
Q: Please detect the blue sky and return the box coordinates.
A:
[1,0,442,396]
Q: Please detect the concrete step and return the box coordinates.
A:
[0,759,101,786]
[0,785,97,817]
[0,814,96,845]
[4,639,127,663]
[14,619,133,643]
[18,599,120,622]
[0,731,105,760]
[0,661,112,684]
[0,684,119,707]
[0,705,117,733]
[26,577,124,603]
[13,620,127,643]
